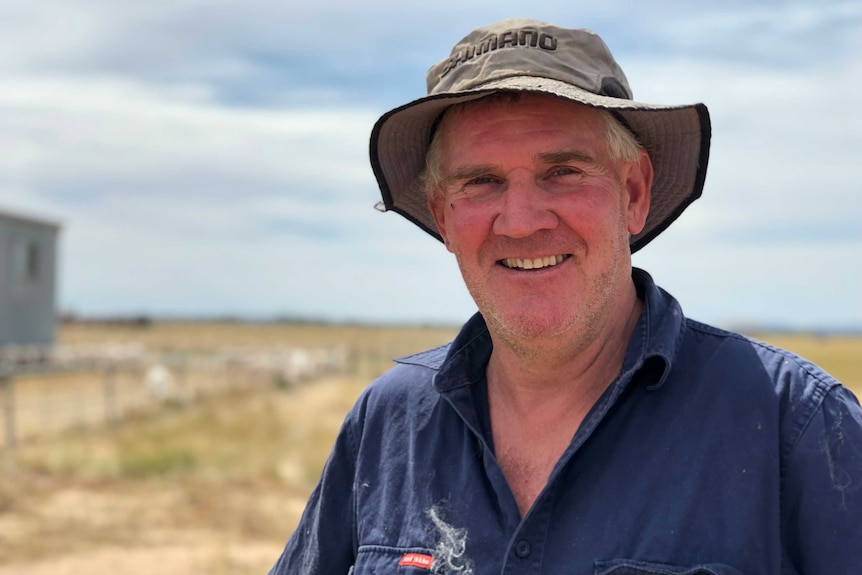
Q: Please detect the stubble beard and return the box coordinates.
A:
[455,253,615,360]
[457,222,631,360]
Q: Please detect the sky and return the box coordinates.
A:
[0,0,860,330]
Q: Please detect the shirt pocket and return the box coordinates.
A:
[594,559,744,575]
[351,545,437,574]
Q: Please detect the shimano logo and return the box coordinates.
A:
[440,28,557,77]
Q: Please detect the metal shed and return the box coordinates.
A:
[0,210,60,346]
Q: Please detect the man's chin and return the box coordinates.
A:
[482,306,582,344]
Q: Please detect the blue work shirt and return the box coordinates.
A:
[270,269,862,574]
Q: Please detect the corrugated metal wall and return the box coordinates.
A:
[0,213,60,345]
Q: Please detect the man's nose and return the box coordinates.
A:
[491,174,558,238]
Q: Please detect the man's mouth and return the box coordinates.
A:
[499,254,571,270]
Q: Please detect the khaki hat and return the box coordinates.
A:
[369,18,711,253]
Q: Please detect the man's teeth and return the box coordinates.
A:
[502,255,569,270]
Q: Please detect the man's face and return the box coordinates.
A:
[429,94,652,344]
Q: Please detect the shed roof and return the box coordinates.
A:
[0,208,62,230]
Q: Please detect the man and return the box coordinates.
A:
[270,19,862,574]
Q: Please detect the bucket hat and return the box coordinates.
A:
[370,18,711,253]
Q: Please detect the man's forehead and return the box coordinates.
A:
[441,92,600,124]
[437,93,607,149]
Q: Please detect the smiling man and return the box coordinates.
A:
[425,93,652,516]
[270,19,862,575]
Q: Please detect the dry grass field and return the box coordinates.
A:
[0,321,459,575]
[0,321,859,574]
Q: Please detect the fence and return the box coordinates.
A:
[0,342,347,449]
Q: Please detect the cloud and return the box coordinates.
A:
[619,19,862,242]
[627,23,862,328]
[651,1,862,64]
[0,1,858,328]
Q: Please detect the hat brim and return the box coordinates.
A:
[370,75,710,253]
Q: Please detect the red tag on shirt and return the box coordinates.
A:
[399,553,435,570]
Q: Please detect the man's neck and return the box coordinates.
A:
[485,290,642,416]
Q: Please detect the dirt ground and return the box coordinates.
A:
[0,478,302,574]
[0,535,285,575]
[0,375,370,575]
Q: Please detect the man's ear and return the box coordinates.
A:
[625,148,654,236]
[428,196,453,252]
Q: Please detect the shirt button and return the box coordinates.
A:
[515,540,531,558]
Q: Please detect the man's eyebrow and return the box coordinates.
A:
[535,150,598,165]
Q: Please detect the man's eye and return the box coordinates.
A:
[450,175,504,203]
[550,166,581,177]
[466,176,498,186]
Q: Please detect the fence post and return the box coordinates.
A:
[176,357,188,403]
[1,372,15,449]
[104,364,116,424]
[226,358,236,392]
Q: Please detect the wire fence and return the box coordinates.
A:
[0,323,461,450]
[0,343,349,449]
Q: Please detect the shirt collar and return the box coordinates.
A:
[624,267,684,390]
